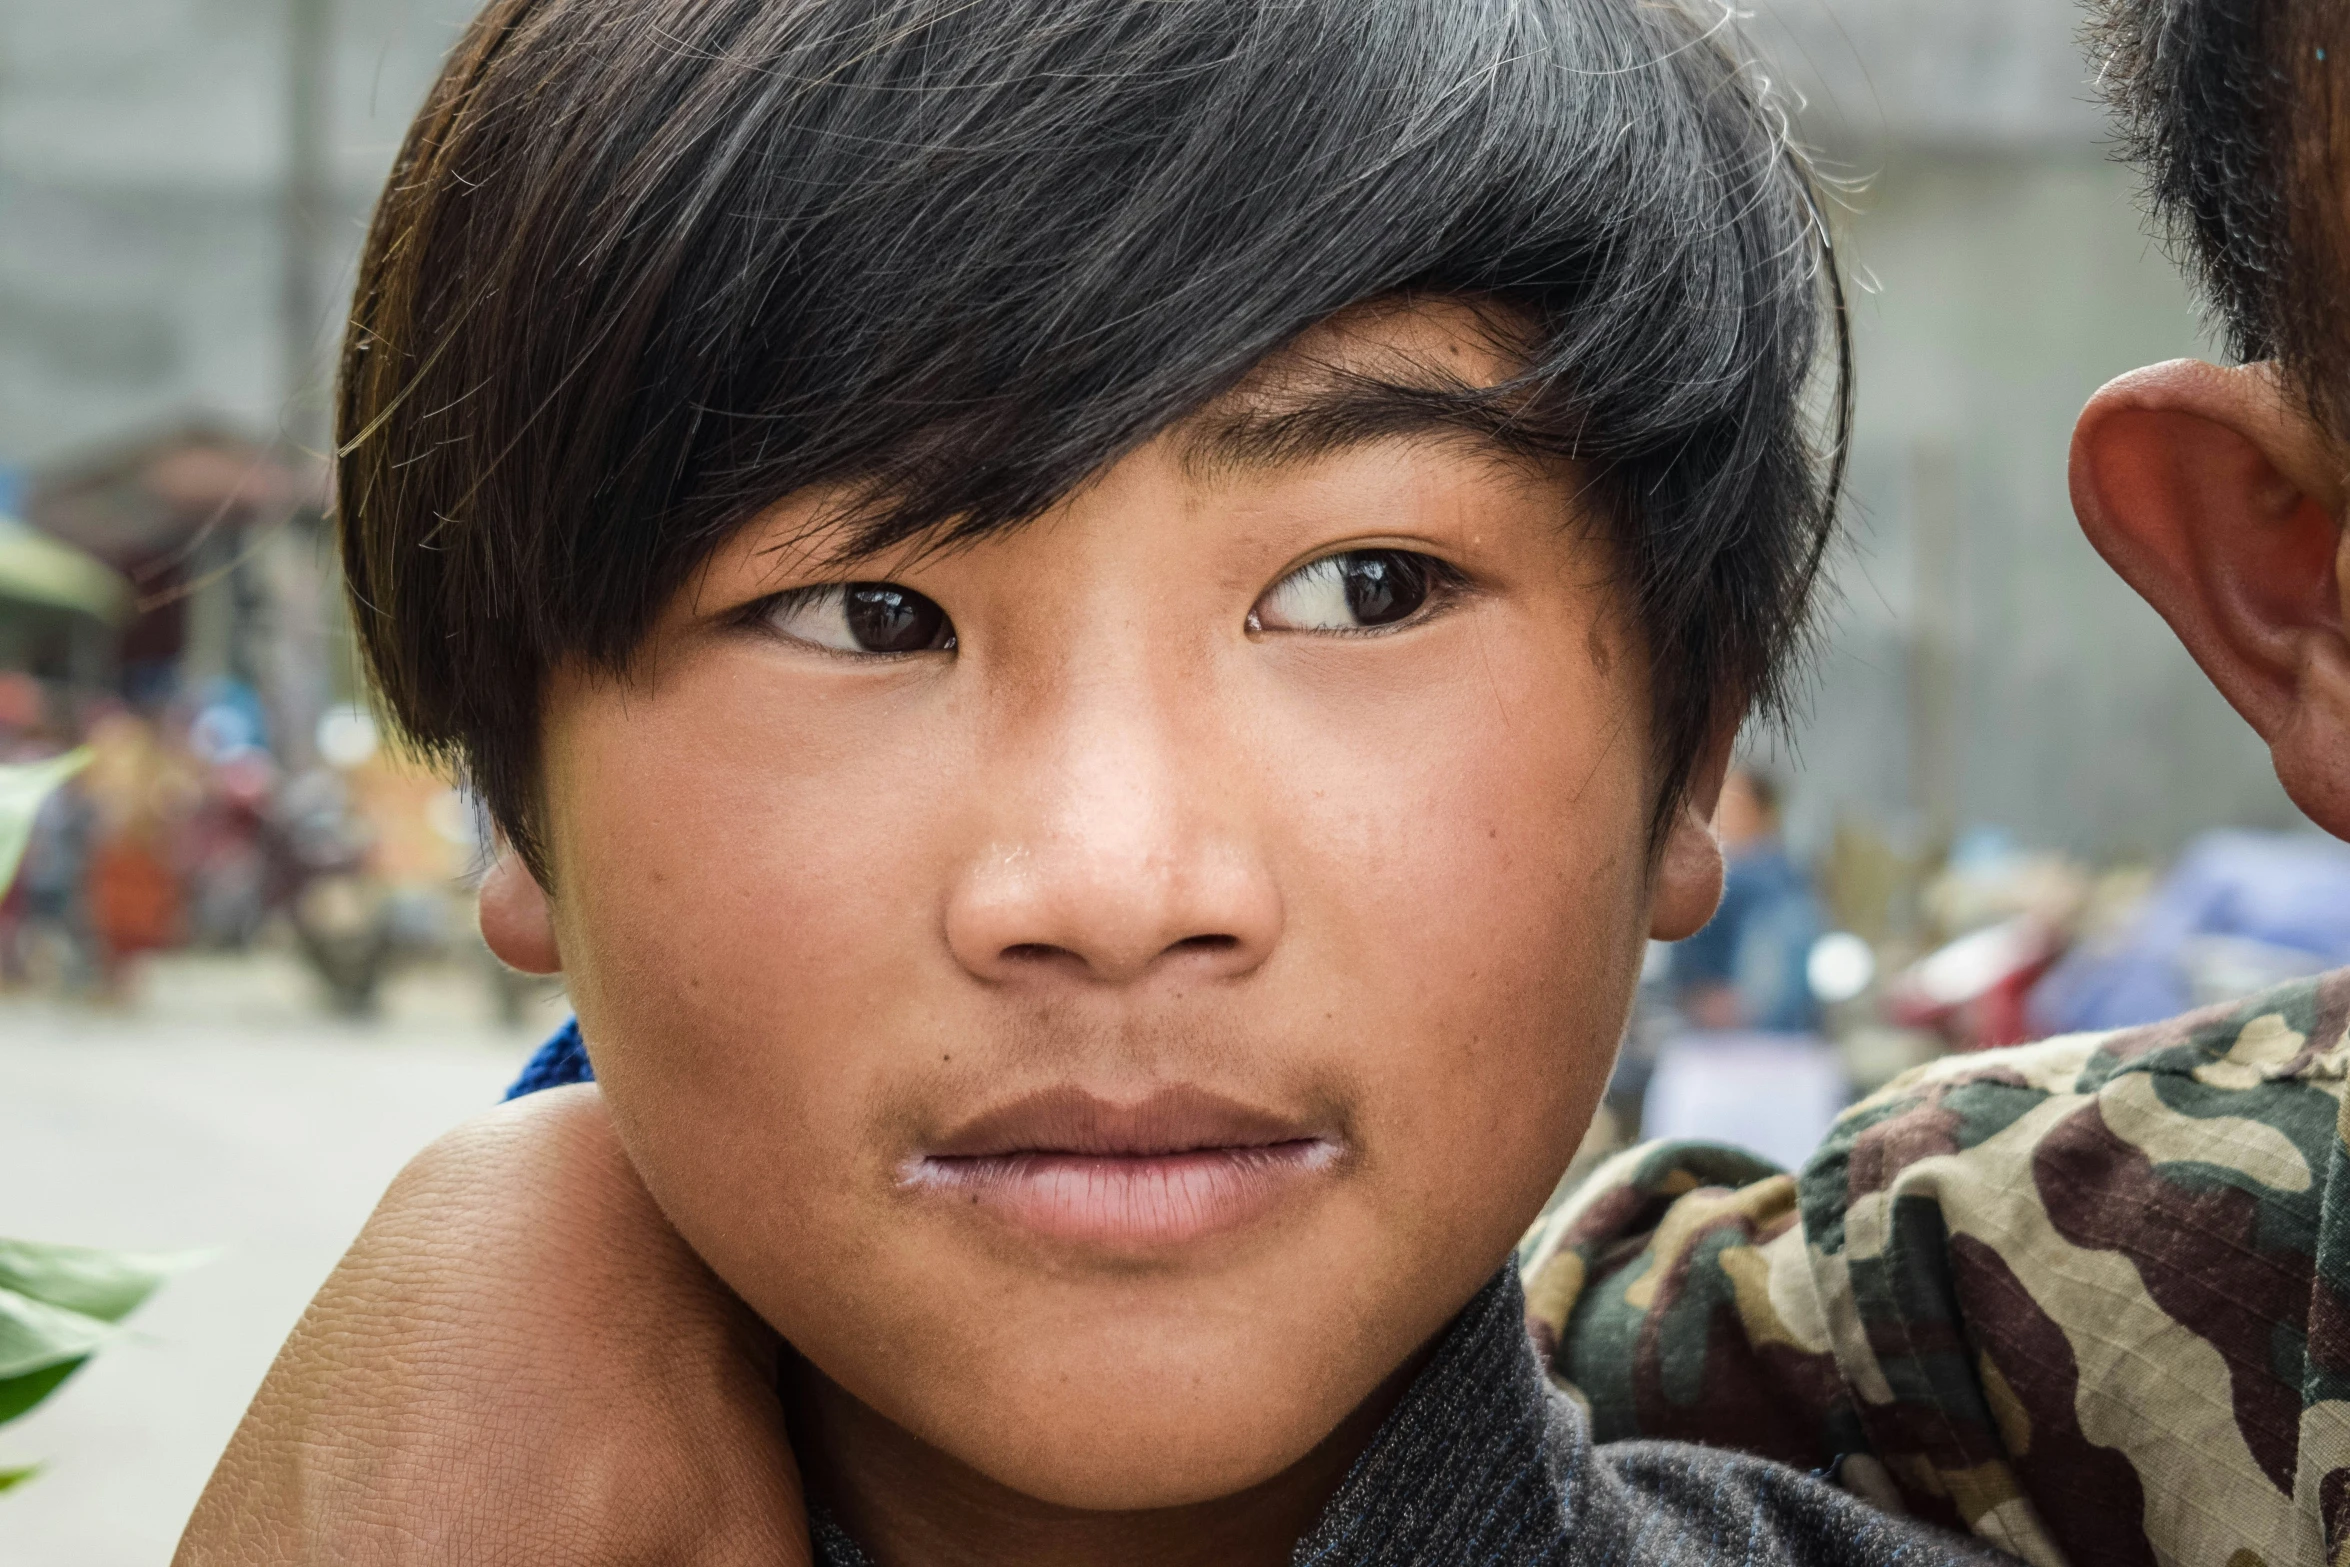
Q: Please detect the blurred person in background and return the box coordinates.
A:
[0,668,44,760]
[179,747,277,951]
[6,765,96,993]
[1664,765,1822,1033]
[79,708,196,996]
[172,0,2350,1564]
[0,670,94,989]
[1641,764,1840,1170]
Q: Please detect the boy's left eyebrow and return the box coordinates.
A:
[1176,378,1537,482]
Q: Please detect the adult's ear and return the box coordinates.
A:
[479,848,563,975]
[2071,359,2350,834]
[1649,722,1733,942]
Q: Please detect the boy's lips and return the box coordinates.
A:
[902,1085,1343,1248]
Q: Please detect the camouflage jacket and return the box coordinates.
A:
[1520,970,2350,1567]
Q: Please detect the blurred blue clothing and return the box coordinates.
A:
[2031,830,2350,1034]
[506,1014,592,1098]
[1666,843,1822,1033]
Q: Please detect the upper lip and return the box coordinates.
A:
[919,1084,1330,1160]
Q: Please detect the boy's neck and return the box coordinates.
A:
[781,1349,1423,1567]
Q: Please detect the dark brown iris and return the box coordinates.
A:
[842,584,953,652]
[1337,551,1433,626]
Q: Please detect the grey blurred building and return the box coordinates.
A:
[0,0,2307,854]
[0,0,467,460]
[0,0,467,740]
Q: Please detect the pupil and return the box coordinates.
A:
[1342,552,1429,626]
[844,584,947,652]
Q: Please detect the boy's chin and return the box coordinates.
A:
[887,1336,1393,1511]
[782,1244,1482,1513]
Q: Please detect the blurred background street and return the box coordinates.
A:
[5,0,2350,1561]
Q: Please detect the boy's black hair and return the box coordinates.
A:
[2093,0,2350,434]
[342,0,1846,878]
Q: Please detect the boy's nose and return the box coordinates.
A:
[946,846,1281,987]
[943,714,1283,989]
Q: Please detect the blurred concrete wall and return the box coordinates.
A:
[0,0,2310,860]
[0,0,470,464]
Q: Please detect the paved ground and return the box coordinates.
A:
[0,954,570,1566]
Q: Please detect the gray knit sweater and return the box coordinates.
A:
[809,1269,2012,1565]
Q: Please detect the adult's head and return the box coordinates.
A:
[2073,0,2350,832]
[343,0,1843,1537]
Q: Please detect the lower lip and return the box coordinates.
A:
[904,1141,1339,1247]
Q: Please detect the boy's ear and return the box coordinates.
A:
[2072,359,2350,835]
[479,849,564,975]
[1649,726,1732,942]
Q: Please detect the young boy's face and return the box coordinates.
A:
[512,300,1723,1511]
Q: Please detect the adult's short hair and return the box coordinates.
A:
[2093,0,2350,433]
[341,0,1847,876]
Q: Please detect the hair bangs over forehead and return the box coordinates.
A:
[342,0,1844,874]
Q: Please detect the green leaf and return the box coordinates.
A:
[0,1242,207,1417]
[0,1462,41,1493]
[0,1239,207,1457]
[0,1287,114,1385]
[0,749,89,896]
[0,1238,203,1324]
[0,1360,81,1427]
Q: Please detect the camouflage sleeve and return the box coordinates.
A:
[1526,970,2350,1567]
[1518,1139,1863,1473]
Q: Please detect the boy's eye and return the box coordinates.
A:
[1251,550,1454,634]
[765,583,956,654]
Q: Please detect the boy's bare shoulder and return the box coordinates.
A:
[1527,969,2350,1567]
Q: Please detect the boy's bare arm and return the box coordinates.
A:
[174,1085,811,1567]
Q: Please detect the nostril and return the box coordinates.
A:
[1170,934,1239,955]
[987,934,1246,979]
